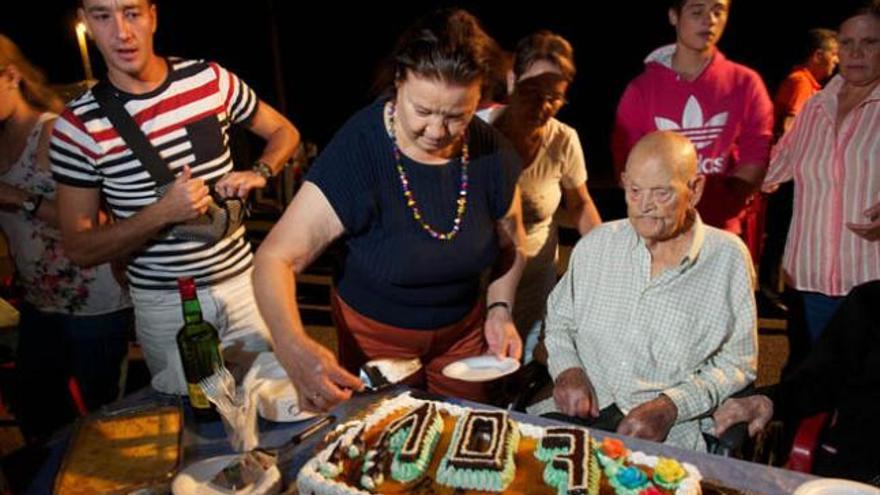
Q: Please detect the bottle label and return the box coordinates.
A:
[188,383,211,409]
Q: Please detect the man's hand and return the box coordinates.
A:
[846,202,880,241]
[713,395,774,437]
[158,165,211,223]
[280,338,363,412]
[617,395,678,442]
[215,170,267,199]
[484,306,522,360]
[553,367,600,419]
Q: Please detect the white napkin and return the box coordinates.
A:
[218,359,262,452]
[248,352,303,422]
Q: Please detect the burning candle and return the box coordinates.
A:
[75,22,94,81]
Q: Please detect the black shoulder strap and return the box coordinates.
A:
[91,81,175,185]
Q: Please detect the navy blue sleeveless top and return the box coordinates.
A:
[307,100,521,329]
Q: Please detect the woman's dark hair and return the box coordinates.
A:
[482,49,513,105]
[386,8,499,88]
[78,0,155,6]
[669,0,688,12]
[669,0,731,13]
[513,31,576,82]
[840,0,880,25]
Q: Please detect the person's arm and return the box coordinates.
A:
[544,239,585,379]
[214,101,300,199]
[709,75,775,217]
[775,76,814,138]
[29,119,61,226]
[715,282,878,436]
[50,99,220,267]
[554,367,601,420]
[0,119,61,226]
[562,184,601,235]
[57,165,212,267]
[0,182,57,226]
[762,127,799,194]
[776,283,875,418]
[616,394,679,442]
[661,252,759,425]
[780,115,797,136]
[700,163,767,220]
[484,186,526,360]
[560,129,600,235]
[253,181,362,412]
[766,78,802,193]
[544,240,600,418]
[728,164,767,196]
[712,394,774,437]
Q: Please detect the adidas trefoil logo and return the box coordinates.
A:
[654,95,728,150]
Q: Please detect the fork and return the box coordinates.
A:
[199,368,236,416]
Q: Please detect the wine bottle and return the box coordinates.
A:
[176,277,223,421]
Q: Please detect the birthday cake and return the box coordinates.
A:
[297,393,701,495]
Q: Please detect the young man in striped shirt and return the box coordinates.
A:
[51,0,300,395]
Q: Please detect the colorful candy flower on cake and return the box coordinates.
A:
[653,457,687,490]
[612,466,650,494]
[601,438,628,460]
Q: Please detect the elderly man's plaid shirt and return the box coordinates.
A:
[543,217,758,451]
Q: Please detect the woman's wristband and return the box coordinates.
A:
[486,301,511,315]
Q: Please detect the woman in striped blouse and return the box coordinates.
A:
[763,0,880,357]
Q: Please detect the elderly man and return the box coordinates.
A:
[540,131,757,451]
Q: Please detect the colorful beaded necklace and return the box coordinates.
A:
[385,101,469,241]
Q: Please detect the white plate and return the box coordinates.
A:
[794,479,880,495]
[441,355,520,382]
[171,454,281,495]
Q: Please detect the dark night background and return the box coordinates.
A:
[1,1,862,185]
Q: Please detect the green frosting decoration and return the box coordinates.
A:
[347,444,360,459]
[387,408,444,483]
[318,461,341,479]
[436,412,520,492]
[535,427,595,495]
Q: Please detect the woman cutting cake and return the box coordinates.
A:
[254,8,526,411]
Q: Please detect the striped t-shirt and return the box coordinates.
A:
[50,58,259,290]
